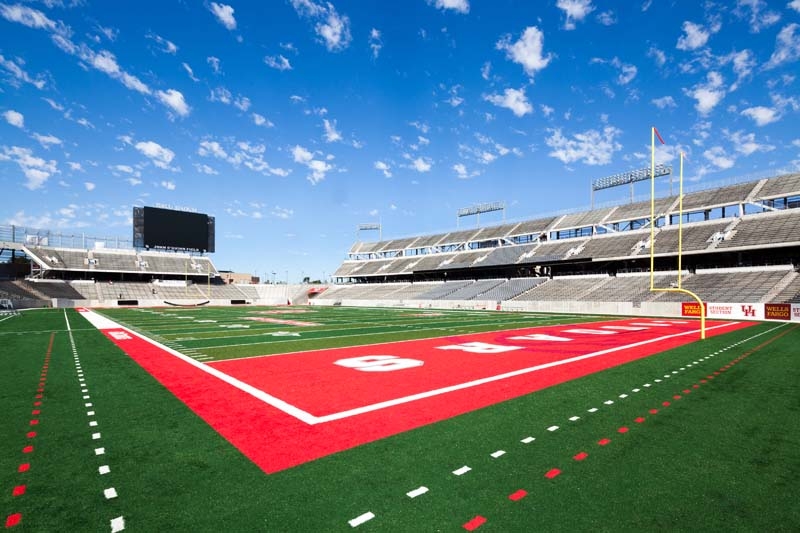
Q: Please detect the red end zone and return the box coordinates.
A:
[81,311,750,473]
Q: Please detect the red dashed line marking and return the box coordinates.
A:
[508,489,527,501]
[544,468,561,479]
[11,486,26,497]
[17,464,29,473]
[22,446,33,454]
[449,324,796,532]
[26,432,36,439]
[5,513,22,528]
[463,515,487,531]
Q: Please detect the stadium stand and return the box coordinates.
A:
[4,171,800,311]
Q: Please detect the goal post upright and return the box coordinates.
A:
[649,126,706,340]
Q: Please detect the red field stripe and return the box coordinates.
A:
[79,309,752,473]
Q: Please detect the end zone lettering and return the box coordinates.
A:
[764,303,791,321]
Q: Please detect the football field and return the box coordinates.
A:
[1,306,799,531]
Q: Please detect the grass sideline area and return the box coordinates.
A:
[1,307,798,531]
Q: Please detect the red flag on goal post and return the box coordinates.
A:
[653,126,665,145]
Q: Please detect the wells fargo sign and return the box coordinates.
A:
[681,302,707,317]
[764,303,791,321]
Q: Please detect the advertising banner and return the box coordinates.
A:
[681,302,707,317]
[764,303,791,321]
[791,304,800,322]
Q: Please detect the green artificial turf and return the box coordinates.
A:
[1,308,798,531]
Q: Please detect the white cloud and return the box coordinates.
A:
[652,96,677,109]
[495,26,551,78]
[410,157,432,172]
[374,160,392,177]
[613,57,637,85]
[198,141,228,159]
[556,0,595,30]
[445,85,463,107]
[0,53,46,89]
[126,177,142,186]
[182,62,199,82]
[676,21,712,51]
[430,0,469,13]
[135,140,175,169]
[0,145,58,190]
[0,4,60,32]
[369,28,382,58]
[252,113,274,127]
[291,0,352,51]
[740,106,780,126]
[156,89,190,117]
[207,56,221,74]
[481,61,491,80]
[209,2,236,30]
[323,119,342,142]
[146,33,178,54]
[726,129,775,155]
[84,181,95,191]
[234,96,250,111]
[545,126,622,165]
[3,110,24,128]
[210,87,232,104]
[596,10,616,25]
[648,46,667,67]
[32,133,62,147]
[703,146,735,169]
[726,49,756,91]
[265,55,292,71]
[790,0,800,12]
[484,87,533,117]
[453,163,468,178]
[685,71,726,114]
[67,162,82,171]
[292,144,333,184]
[409,121,430,133]
[160,180,176,190]
[735,0,781,33]
[765,23,800,69]
[271,206,294,219]
[194,163,219,175]
[111,164,141,178]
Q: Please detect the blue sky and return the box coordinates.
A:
[2,0,800,282]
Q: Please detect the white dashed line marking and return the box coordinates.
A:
[453,466,471,476]
[406,487,428,498]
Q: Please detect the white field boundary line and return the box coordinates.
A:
[80,308,739,425]
[123,314,579,344]
[202,315,661,362]
[78,309,320,425]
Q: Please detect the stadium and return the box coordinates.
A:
[3,1,800,532]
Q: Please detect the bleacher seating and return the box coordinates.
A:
[753,172,800,200]
[604,197,676,224]
[553,208,615,230]
[572,231,649,259]
[716,211,800,249]
[652,268,791,303]
[513,276,606,301]
[651,220,731,253]
[678,182,757,211]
